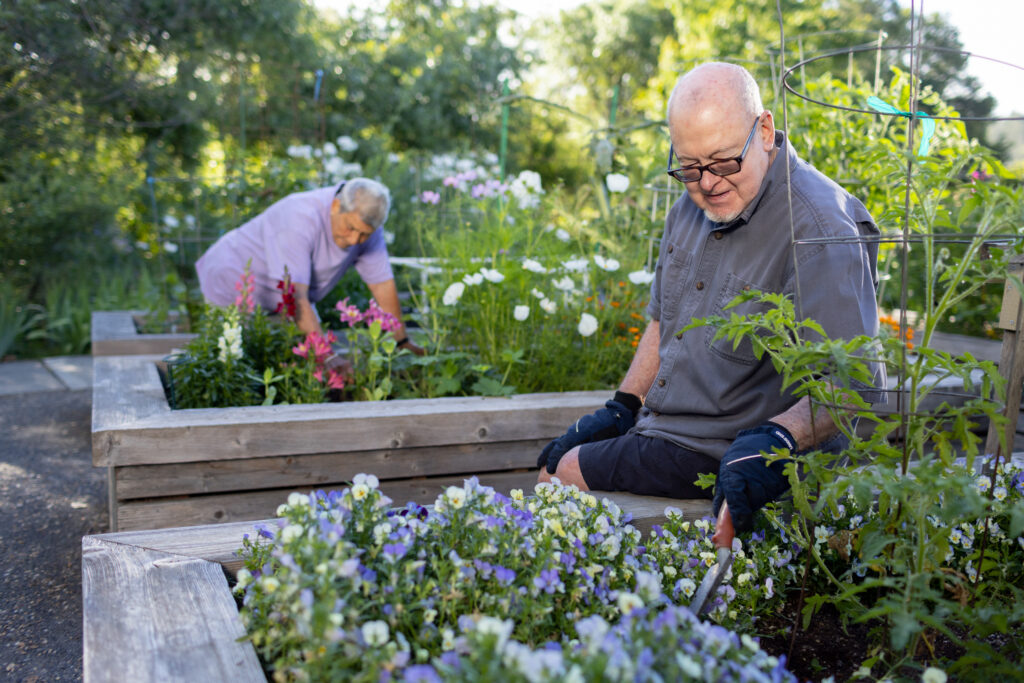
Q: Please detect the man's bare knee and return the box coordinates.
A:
[549,448,590,491]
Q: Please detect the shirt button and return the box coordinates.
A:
[714,231,723,240]
[696,281,705,290]
[667,245,674,254]
[657,378,666,387]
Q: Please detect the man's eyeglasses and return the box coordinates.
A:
[666,117,761,184]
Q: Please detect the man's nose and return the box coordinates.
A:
[699,171,719,192]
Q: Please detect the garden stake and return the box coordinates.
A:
[689,501,736,616]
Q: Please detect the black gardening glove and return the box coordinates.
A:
[712,422,797,533]
[538,391,642,474]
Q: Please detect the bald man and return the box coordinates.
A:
[538,62,885,532]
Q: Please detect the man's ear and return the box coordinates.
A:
[331,198,341,213]
[759,111,776,150]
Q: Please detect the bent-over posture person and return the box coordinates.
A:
[538,62,885,532]
[196,177,424,356]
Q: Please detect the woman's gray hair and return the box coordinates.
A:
[336,178,391,229]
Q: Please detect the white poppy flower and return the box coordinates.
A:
[605,173,630,193]
[513,305,529,321]
[578,312,598,337]
[627,269,655,285]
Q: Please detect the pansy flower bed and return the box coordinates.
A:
[235,477,796,681]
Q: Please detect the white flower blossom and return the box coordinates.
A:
[553,276,575,292]
[321,141,338,157]
[361,620,389,647]
[578,313,598,337]
[594,254,620,271]
[555,228,571,242]
[562,257,589,272]
[445,486,467,509]
[522,258,547,273]
[514,305,530,321]
[336,135,359,152]
[540,298,556,314]
[530,288,546,299]
[287,144,313,159]
[616,591,643,615]
[463,272,484,286]
[480,267,505,283]
[163,241,179,254]
[922,667,948,683]
[443,282,466,305]
[627,270,655,285]
[605,173,630,193]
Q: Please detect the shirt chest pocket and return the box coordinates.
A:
[705,273,776,365]
[658,249,693,321]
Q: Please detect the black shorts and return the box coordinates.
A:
[578,433,719,499]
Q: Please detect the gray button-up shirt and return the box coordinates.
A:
[636,131,885,460]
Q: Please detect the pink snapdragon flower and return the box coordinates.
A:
[233,265,256,314]
[336,297,364,327]
[292,330,336,364]
[314,368,347,390]
[363,299,401,333]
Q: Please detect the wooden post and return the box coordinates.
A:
[984,254,1024,459]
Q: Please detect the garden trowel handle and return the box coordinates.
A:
[710,501,735,550]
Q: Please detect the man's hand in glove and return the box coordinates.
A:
[712,422,797,533]
[537,391,642,474]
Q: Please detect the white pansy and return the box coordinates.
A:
[627,270,655,285]
[578,313,598,337]
[616,591,643,615]
[922,667,948,683]
[480,267,505,283]
[514,305,530,321]
[540,298,556,314]
[352,483,370,501]
[605,172,630,193]
[445,486,466,509]
[594,254,620,271]
[555,228,571,242]
[522,258,547,273]
[443,282,466,305]
[463,272,484,286]
[280,524,304,543]
[475,616,513,649]
[553,276,575,291]
[361,620,389,647]
[353,473,379,489]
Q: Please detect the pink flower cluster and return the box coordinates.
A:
[234,268,256,314]
[292,330,336,364]
[471,178,508,199]
[443,170,479,187]
[334,298,401,333]
[314,367,346,390]
[419,190,441,205]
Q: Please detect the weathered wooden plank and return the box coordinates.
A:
[82,536,264,682]
[91,310,195,357]
[92,356,606,466]
[115,470,543,531]
[93,521,262,577]
[115,438,549,499]
[91,356,170,464]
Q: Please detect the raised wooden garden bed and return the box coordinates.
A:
[92,354,613,531]
[91,310,195,357]
[81,493,703,681]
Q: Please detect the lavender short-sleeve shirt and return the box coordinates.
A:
[196,185,393,310]
[637,132,886,460]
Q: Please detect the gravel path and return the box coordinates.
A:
[0,390,106,682]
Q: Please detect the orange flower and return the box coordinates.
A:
[628,326,640,334]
